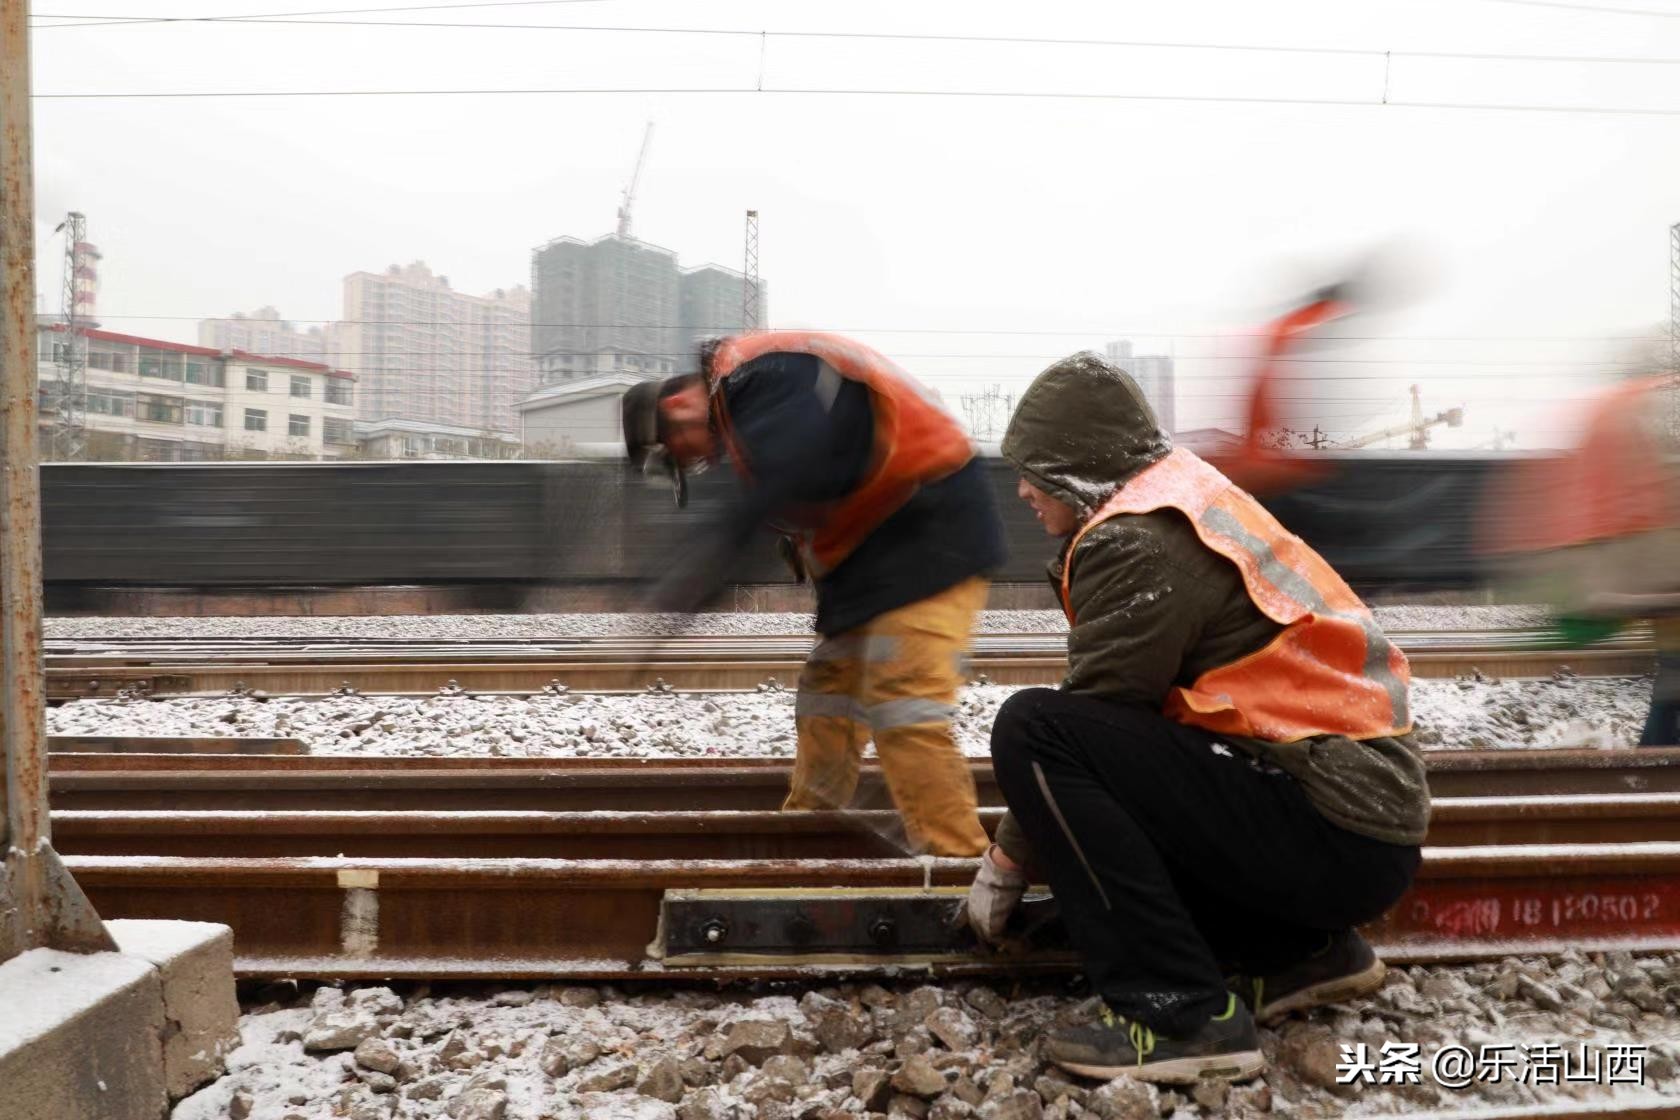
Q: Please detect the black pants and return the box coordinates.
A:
[990,687,1421,1036]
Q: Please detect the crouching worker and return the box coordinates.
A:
[966,352,1428,1083]
[622,331,1006,856]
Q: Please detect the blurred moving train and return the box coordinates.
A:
[40,453,1508,598]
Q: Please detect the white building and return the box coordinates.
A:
[38,325,357,461]
[515,372,645,458]
[353,418,521,460]
[223,352,358,459]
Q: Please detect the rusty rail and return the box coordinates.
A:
[47,793,1680,861]
[61,840,1680,979]
[46,748,1680,813]
[37,746,1680,978]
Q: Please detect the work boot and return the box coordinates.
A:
[1237,928,1386,1025]
[1046,993,1264,1084]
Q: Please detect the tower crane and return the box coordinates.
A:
[1338,385,1464,450]
[616,122,655,239]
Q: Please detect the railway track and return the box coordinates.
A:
[42,628,1658,698]
[43,747,1680,979]
[47,747,1680,809]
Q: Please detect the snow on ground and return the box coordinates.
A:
[175,956,1680,1120]
[48,674,1654,758]
[45,603,1553,642]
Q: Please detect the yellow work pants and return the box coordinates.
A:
[784,576,990,857]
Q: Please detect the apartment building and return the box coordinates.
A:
[334,263,534,433]
[39,325,357,461]
[198,307,329,364]
[1105,339,1177,435]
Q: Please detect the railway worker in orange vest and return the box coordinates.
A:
[964,352,1430,1084]
[621,331,1006,857]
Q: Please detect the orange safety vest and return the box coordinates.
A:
[1060,447,1412,742]
[1480,375,1679,557]
[1212,295,1349,496]
[707,331,975,577]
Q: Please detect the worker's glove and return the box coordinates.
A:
[776,535,808,584]
[966,844,1028,946]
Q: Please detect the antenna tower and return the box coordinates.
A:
[742,210,760,331]
[960,385,1016,441]
[48,211,98,461]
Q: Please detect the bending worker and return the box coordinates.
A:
[966,352,1429,1083]
[622,331,1005,856]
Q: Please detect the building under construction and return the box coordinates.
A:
[528,232,768,385]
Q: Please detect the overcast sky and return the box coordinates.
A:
[25,0,1680,447]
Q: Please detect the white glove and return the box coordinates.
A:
[967,845,1028,945]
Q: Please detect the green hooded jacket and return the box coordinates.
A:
[995,352,1430,853]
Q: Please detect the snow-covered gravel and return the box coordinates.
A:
[48,674,1654,758]
[45,604,1554,642]
[175,953,1680,1120]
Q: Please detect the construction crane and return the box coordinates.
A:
[1338,385,1464,450]
[615,122,655,239]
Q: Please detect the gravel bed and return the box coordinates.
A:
[45,604,1555,642]
[174,953,1680,1120]
[44,612,1063,641]
[48,675,1654,758]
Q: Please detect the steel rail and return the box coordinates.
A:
[45,749,1680,813]
[46,794,1680,861]
[40,631,1657,698]
[60,841,1680,979]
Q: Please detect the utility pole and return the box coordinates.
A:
[0,0,116,962]
[741,210,760,331]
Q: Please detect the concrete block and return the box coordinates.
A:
[0,946,166,1120]
[107,921,239,1101]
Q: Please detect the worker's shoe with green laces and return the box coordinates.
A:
[1046,993,1264,1084]
[1237,929,1386,1025]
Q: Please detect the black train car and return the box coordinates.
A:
[39,454,1506,593]
[42,461,557,586]
[1255,453,1503,593]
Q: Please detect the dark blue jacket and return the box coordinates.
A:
[660,351,1006,635]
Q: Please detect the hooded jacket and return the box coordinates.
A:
[997,352,1430,848]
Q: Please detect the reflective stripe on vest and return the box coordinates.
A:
[1059,447,1411,742]
[709,331,974,577]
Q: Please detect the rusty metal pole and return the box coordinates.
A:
[0,0,114,961]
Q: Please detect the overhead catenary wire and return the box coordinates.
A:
[1478,0,1680,16]
[30,0,610,28]
[29,84,1680,119]
[27,15,1680,69]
